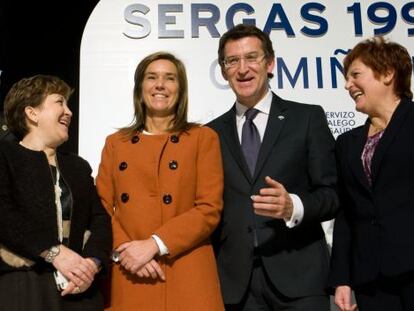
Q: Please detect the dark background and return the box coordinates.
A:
[0,0,99,152]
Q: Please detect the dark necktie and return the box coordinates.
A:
[241,108,261,175]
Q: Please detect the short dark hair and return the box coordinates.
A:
[343,36,413,99]
[218,24,275,76]
[4,74,72,140]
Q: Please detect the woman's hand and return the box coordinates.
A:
[59,258,99,296]
[61,280,89,296]
[334,285,358,311]
[136,259,165,281]
[52,245,96,288]
[116,238,159,273]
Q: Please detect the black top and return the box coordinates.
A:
[329,97,414,287]
[0,140,112,273]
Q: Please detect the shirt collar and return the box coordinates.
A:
[235,90,272,117]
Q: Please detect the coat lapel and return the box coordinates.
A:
[253,94,287,183]
[220,106,253,182]
[370,98,411,184]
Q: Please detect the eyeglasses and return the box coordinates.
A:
[223,53,267,69]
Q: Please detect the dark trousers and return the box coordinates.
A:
[355,273,414,311]
[225,257,329,311]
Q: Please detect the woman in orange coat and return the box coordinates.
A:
[96,52,224,310]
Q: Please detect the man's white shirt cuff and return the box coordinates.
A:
[285,193,304,228]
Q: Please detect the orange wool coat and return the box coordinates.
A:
[96,126,224,311]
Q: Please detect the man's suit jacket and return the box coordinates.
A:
[208,93,338,303]
[329,97,414,288]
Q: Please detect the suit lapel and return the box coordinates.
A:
[348,122,372,192]
[253,94,287,183]
[220,106,253,182]
[370,98,410,184]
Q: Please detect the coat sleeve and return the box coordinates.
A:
[328,135,352,288]
[154,127,224,258]
[297,105,339,224]
[96,136,131,249]
[81,161,113,272]
[0,148,58,259]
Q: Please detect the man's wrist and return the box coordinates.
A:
[284,193,304,228]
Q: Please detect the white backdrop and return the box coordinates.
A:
[80,0,413,175]
[79,0,413,248]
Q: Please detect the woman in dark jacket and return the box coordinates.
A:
[329,37,414,311]
[0,75,112,311]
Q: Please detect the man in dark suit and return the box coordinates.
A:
[208,24,339,310]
